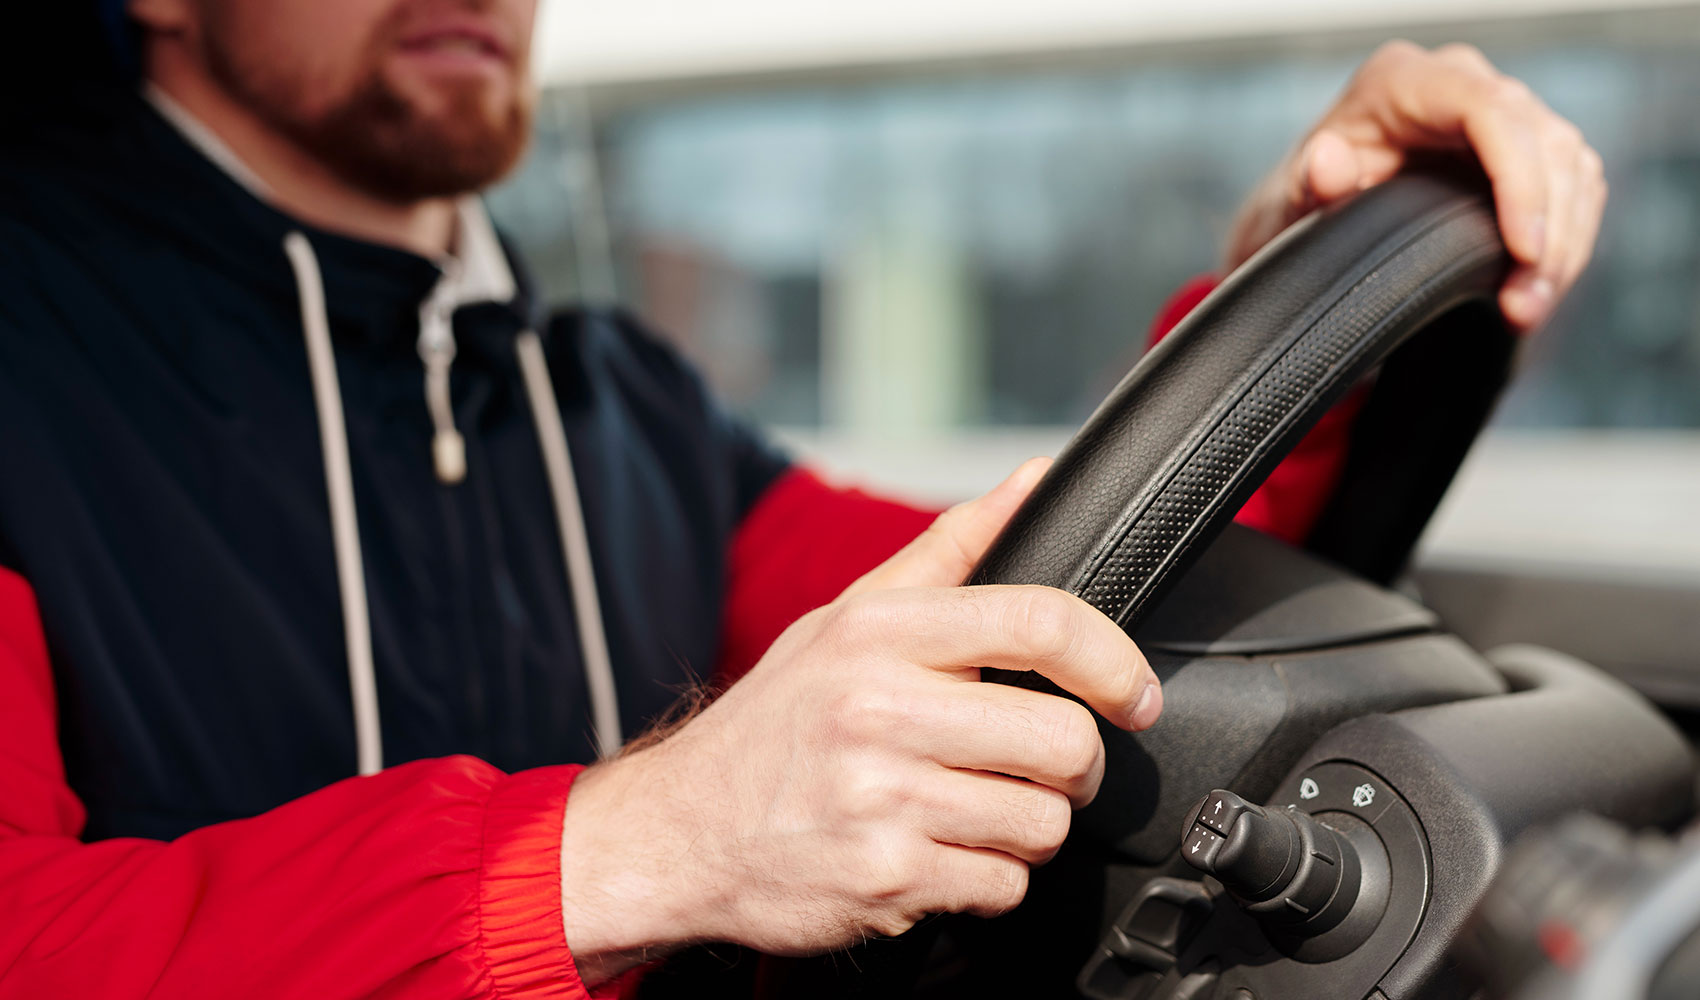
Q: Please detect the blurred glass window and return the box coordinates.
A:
[489,10,1700,434]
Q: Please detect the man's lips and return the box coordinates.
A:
[396,16,514,66]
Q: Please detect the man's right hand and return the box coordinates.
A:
[557,459,1164,983]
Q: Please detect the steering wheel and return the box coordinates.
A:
[971,163,1516,608]
[652,168,1696,1000]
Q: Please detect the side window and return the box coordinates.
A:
[491,9,1700,696]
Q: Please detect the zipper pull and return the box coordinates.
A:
[418,294,466,485]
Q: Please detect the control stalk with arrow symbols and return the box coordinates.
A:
[1181,790,1393,962]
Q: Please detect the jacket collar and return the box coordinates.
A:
[142,82,519,319]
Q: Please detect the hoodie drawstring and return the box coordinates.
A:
[419,270,468,485]
[284,233,384,776]
[514,331,623,757]
[283,232,623,775]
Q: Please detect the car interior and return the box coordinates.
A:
[13,7,1697,999]
[641,167,1700,1000]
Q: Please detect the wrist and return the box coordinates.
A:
[559,745,733,982]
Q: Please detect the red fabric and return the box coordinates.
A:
[1148,275,1363,545]
[0,565,603,1000]
[717,468,940,684]
[1147,274,1221,349]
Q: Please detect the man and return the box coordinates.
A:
[0,0,1603,996]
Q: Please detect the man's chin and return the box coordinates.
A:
[303,81,534,202]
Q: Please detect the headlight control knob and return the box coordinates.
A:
[1181,789,1389,958]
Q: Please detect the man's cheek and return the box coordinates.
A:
[503,0,541,40]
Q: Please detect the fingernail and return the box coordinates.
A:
[1131,683,1163,730]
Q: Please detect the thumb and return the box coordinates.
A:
[844,457,1052,596]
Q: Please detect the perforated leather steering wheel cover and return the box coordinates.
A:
[968,170,1513,633]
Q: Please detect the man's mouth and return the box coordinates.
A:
[396,16,515,72]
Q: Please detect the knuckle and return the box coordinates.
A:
[1371,39,1423,69]
[835,758,908,820]
[1542,118,1584,157]
[1114,648,1150,718]
[813,602,860,652]
[1026,788,1073,856]
[1436,41,1488,66]
[1580,146,1605,180]
[1049,701,1103,787]
[868,911,919,940]
[824,686,898,746]
[1068,636,1144,722]
[1487,76,1533,109]
[784,603,839,650]
[981,861,1030,916]
[853,832,921,904]
[857,684,908,727]
[830,594,893,642]
[1006,588,1078,665]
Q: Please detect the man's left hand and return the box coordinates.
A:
[1226,41,1606,332]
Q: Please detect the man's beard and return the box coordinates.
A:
[292,73,532,202]
[203,8,533,203]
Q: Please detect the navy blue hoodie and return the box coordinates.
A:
[0,86,789,841]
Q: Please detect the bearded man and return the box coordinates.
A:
[0,1,1603,996]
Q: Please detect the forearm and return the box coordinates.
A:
[0,757,591,999]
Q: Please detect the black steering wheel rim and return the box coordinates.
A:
[969,164,1515,618]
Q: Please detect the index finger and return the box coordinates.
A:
[1463,85,1551,268]
[841,585,1163,731]
[1350,45,1550,264]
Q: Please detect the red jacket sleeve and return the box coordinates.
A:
[717,468,939,683]
[0,567,605,1000]
[1149,275,1365,545]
